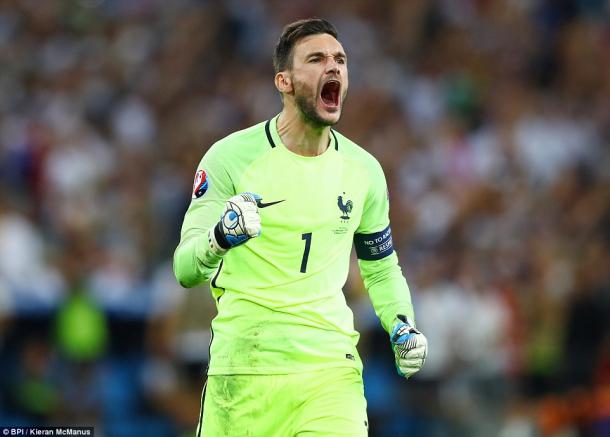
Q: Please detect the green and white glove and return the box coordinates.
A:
[390,315,428,379]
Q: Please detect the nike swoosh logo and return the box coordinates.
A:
[256,199,286,208]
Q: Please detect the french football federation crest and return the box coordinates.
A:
[337,192,353,221]
[192,169,208,198]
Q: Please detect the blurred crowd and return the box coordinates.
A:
[0,0,609,436]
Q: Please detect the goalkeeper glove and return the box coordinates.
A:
[390,314,428,379]
[208,192,262,255]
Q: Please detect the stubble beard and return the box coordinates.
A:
[293,79,339,129]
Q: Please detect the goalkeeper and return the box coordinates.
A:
[174,18,427,437]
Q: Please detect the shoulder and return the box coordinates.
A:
[206,120,269,157]
[333,129,385,177]
[200,120,272,175]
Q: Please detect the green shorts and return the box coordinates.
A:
[196,367,368,436]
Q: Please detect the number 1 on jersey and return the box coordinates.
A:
[300,233,312,273]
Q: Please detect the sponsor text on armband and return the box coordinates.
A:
[354,225,394,260]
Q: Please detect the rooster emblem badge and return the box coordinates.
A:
[337,193,353,221]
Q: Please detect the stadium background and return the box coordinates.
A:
[0,0,609,436]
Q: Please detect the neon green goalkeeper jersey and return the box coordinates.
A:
[174,115,414,375]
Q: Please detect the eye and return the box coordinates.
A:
[337,57,346,65]
[309,57,322,63]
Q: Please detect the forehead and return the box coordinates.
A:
[292,33,345,60]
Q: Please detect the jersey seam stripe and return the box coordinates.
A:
[331,129,339,151]
[196,379,207,436]
[265,119,276,148]
[198,324,214,436]
[211,259,224,289]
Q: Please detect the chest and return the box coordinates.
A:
[235,151,367,235]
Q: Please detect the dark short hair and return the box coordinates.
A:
[273,18,338,73]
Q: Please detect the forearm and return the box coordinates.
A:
[359,253,415,333]
[173,229,224,288]
[174,193,261,288]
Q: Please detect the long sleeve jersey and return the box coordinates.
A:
[174,115,414,374]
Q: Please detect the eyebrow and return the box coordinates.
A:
[306,51,347,60]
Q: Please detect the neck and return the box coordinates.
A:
[276,106,331,157]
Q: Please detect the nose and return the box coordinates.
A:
[327,65,339,75]
[325,57,340,75]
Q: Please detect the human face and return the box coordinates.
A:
[289,33,348,127]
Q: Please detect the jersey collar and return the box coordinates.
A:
[265,115,339,152]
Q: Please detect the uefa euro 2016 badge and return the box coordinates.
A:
[192,169,209,198]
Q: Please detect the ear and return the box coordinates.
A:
[275,71,293,95]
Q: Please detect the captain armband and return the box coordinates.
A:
[354,225,394,261]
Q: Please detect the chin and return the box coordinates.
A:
[315,105,342,126]
[320,112,341,126]
[295,93,342,127]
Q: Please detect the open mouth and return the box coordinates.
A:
[320,80,340,108]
